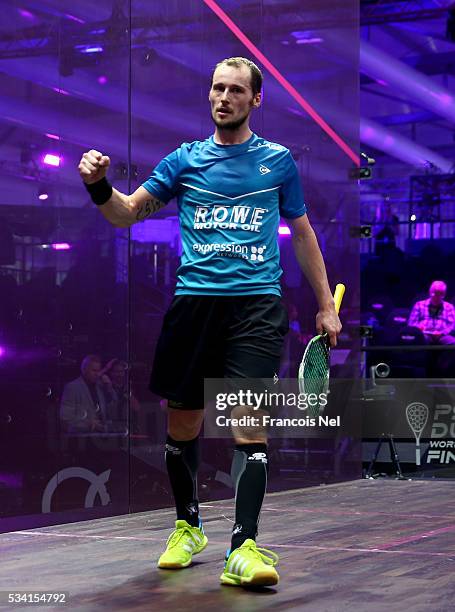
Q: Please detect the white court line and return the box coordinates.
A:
[7,531,454,559]
[12,531,161,542]
[201,503,455,521]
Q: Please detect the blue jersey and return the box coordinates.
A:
[142,133,306,296]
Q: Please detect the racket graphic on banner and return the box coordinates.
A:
[297,283,345,417]
[406,402,429,466]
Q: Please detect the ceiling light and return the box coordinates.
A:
[38,187,49,201]
[42,153,61,167]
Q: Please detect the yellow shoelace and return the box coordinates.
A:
[238,541,279,567]
[167,525,197,549]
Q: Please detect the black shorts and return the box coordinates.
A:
[149,294,289,409]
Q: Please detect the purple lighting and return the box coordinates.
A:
[292,31,323,45]
[45,133,60,140]
[98,76,108,85]
[52,243,71,250]
[203,0,360,165]
[0,346,5,358]
[361,39,455,126]
[296,38,323,45]
[435,93,453,106]
[76,45,104,54]
[65,14,85,24]
[278,226,291,236]
[18,8,35,19]
[43,153,61,167]
[38,192,49,201]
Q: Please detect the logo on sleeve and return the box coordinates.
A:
[259,164,271,175]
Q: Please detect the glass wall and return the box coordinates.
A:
[0,0,359,531]
[0,0,130,530]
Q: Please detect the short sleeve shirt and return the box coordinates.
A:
[142,133,306,295]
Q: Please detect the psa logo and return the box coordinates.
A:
[42,467,111,513]
[259,164,271,175]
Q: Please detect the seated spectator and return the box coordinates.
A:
[408,281,455,345]
[60,355,107,433]
[100,359,140,433]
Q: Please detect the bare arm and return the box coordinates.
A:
[78,149,166,228]
[98,185,166,228]
[286,214,342,346]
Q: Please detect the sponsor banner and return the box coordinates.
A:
[360,378,455,466]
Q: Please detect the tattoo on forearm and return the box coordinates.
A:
[135,198,165,221]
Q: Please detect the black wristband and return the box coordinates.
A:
[83,177,113,206]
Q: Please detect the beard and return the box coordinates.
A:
[211,110,250,131]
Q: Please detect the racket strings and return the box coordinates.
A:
[298,284,345,417]
[303,336,330,379]
[406,406,428,434]
[301,336,330,418]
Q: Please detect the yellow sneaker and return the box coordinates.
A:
[157,520,207,569]
[220,539,279,587]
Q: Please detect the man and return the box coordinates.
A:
[373,196,399,256]
[99,358,140,433]
[60,355,107,433]
[78,57,341,588]
[408,280,455,344]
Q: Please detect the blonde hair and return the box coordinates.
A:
[212,57,263,96]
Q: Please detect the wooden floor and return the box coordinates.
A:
[1,479,455,611]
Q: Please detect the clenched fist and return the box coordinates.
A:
[78,149,110,184]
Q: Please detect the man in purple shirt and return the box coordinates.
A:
[408,280,455,345]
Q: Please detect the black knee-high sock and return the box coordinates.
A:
[165,435,200,527]
[230,443,268,552]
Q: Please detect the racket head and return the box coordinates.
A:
[297,283,345,417]
[298,333,330,416]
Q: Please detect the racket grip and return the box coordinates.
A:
[415,445,421,466]
[333,284,345,314]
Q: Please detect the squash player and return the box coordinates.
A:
[78,57,341,588]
